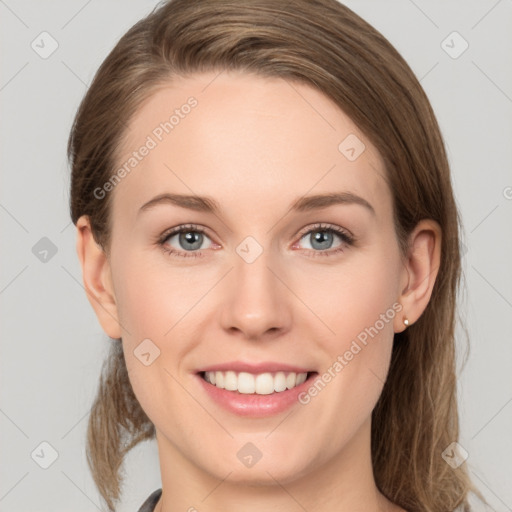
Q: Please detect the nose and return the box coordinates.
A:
[218,247,292,342]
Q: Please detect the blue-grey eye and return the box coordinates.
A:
[300,229,345,251]
[162,228,212,252]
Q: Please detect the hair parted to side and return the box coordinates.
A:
[67,0,486,510]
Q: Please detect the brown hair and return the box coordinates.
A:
[67,0,485,510]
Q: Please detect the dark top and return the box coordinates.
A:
[137,488,162,512]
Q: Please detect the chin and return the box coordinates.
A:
[197,449,317,487]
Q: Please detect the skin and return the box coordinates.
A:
[76,70,441,512]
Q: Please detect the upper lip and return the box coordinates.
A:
[196,361,314,374]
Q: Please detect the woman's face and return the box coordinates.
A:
[102,71,409,484]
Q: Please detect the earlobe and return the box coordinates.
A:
[395,219,442,332]
[75,215,122,339]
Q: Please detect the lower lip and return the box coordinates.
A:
[196,373,317,417]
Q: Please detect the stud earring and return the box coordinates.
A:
[403,318,410,326]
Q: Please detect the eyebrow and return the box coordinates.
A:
[138,191,375,217]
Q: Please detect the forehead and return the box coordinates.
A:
[111,71,390,223]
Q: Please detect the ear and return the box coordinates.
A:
[75,215,122,339]
[394,219,442,333]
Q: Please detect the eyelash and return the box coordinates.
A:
[157,223,355,259]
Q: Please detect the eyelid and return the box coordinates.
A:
[158,223,211,242]
[294,222,355,244]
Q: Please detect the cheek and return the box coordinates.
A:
[297,279,397,450]
[300,251,399,404]
[114,257,202,428]
[301,253,399,349]
[112,252,201,342]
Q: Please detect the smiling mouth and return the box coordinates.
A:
[199,370,317,395]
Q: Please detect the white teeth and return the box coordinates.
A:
[274,371,287,392]
[203,370,309,394]
[296,373,307,385]
[255,373,274,395]
[286,373,296,389]
[224,371,237,391]
[238,372,255,394]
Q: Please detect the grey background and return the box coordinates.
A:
[1,0,511,510]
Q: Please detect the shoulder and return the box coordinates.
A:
[137,488,162,512]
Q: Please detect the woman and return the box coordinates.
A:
[68,0,486,510]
